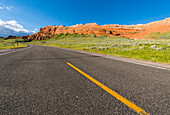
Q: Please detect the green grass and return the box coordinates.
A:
[0,38,29,49]
[0,44,28,49]
[145,31,170,39]
[30,33,170,64]
[50,33,90,40]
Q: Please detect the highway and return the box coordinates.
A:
[0,45,169,114]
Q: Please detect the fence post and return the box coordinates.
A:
[13,42,15,48]
[16,40,19,47]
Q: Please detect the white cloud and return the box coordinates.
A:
[34,29,38,31]
[0,6,14,10]
[0,19,36,37]
[6,7,11,11]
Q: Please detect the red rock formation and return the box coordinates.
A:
[25,17,170,40]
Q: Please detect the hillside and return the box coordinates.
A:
[145,31,170,39]
[24,17,170,40]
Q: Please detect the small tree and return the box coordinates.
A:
[3,43,7,47]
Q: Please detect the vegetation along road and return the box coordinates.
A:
[0,45,169,114]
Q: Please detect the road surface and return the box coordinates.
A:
[0,45,169,114]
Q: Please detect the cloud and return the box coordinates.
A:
[34,29,38,31]
[6,7,11,11]
[0,19,36,37]
[0,6,14,10]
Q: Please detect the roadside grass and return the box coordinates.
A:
[0,38,28,49]
[30,34,170,64]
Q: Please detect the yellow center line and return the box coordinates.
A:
[67,62,149,115]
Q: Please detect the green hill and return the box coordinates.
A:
[145,31,170,39]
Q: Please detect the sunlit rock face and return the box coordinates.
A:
[26,18,170,40]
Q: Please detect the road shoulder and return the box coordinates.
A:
[45,46,170,70]
[0,46,31,56]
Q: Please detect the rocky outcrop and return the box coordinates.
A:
[24,17,170,40]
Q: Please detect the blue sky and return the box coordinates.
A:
[0,0,170,37]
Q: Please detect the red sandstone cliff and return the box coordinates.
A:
[26,17,170,40]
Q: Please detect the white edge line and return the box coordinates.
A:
[45,46,170,71]
[105,56,170,70]
[0,46,31,56]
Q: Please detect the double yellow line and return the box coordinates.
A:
[67,62,149,115]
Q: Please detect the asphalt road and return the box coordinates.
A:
[0,45,169,114]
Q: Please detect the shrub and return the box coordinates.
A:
[79,33,85,37]
[64,27,69,30]
[65,32,71,36]
[51,33,65,39]
[90,34,96,37]
[100,35,107,38]
[56,33,65,37]
[101,29,106,32]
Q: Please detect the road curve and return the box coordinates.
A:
[0,45,169,114]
